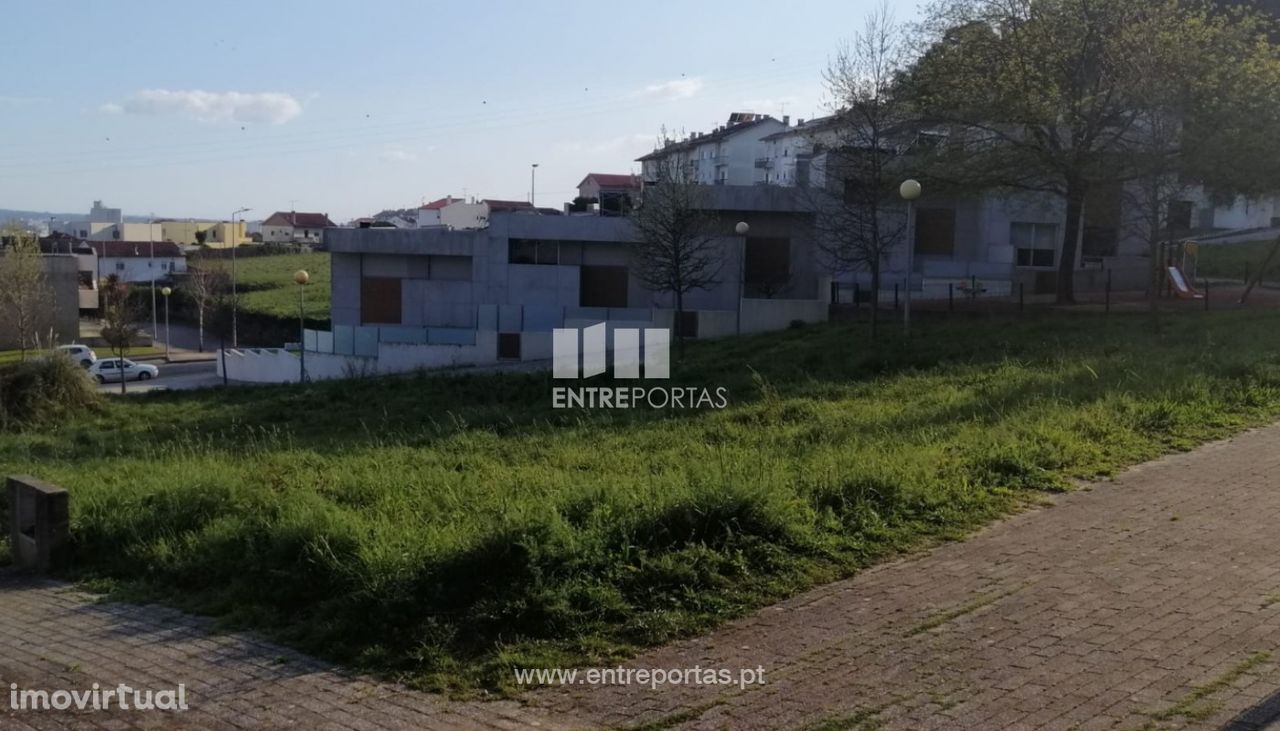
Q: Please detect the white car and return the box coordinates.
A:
[89,358,159,384]
[55,344,98,368]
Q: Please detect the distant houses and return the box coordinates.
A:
[261,211,338,244]
[89,241,186,284]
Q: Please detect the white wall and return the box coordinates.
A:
[441,202,489,230]
[97,256,186,283]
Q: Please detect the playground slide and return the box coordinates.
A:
[1167,266,1204,299]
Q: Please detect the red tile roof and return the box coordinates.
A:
[420,196,462,210]
[262,211,336,228]
[89,241,184,258]
[578,173,640,189]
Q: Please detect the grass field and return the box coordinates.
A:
[4,311,1280,693]
[1197,240,1280,282]
[190,252,331,319]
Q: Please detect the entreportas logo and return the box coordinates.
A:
[551,323,728,409]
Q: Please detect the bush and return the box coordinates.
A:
[0,354,101,431]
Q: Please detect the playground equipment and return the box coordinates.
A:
[1166,265,1204,300]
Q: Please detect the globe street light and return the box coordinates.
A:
[899,180,922,336]
[735,221,750,335]
[160,286,172,362]
[294,269,310,383]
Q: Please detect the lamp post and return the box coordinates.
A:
[230,207,251,347]
[149,213,157,346]
[160,286,172,362]
[530,163,539,207]
[735,221,750,334]
[899,179,922,336]
[294,269,310,383]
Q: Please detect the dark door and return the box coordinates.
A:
[579,266,629,308]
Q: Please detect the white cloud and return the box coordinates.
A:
[378,149,418,163]
[101,89,303,125]
[637,77,704,101]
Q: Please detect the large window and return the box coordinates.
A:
[509,239,587,266]
[1012,222,1057,268]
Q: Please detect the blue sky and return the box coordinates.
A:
[0,0,923,222]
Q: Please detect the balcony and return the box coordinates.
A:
[754,157,774,169]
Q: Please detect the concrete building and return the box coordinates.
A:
[261,211,336,244]
[218,187,830,382]
[89,241,186,283]
[0,252,79,350]
[638,113,787,186]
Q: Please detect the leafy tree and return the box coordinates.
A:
[0,226,54,360]
[630,159,723,354]
[807,2,914,339]
[909,0,1280,303]
[99,275,141,395]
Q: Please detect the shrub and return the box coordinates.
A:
[0,354,101,431]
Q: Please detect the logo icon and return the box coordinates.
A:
[553,324,670,380]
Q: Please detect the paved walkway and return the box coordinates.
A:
[7,425,1280,729]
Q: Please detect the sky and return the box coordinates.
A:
[0,0,924,223]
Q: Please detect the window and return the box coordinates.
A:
[497,333,521,360]
[509,238,562,265]
[1012,222,1057,268]
[579,265,628,307]
[914,208,956,255]
[115,261,125,271]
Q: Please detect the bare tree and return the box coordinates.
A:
[808,2,914,339]
[186,261,228,352]
[631,159,723,354]
[0,226,55,361]
[99,275,141,395]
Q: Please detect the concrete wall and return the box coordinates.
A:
[0,255,78,350]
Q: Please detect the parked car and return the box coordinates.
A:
[89,358,158,384]
[54,344,97,368]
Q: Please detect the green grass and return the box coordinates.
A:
[192,252,330,319]
[1197,240,1280,282]
[4,311,1280,693]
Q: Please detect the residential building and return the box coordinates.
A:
[219,187,830,382]
[0,250,79,349]
[756,116,841,188]
[416,197,463,228]
[39,236,99,310]
[637,113,787,186]
[51,200,126,239]
[575,174,640,216]
[160,220,249,247]
[261,211,337,244]
[90,241,186,283]
[439,199,536,230]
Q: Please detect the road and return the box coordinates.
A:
[96,360,219,394]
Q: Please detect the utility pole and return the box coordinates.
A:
[150,213,158,345]
[530,163,539,207]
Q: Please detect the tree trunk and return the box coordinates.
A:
[674,290,685,359]
[198,308,206,352]
[1056,182,1087,305]
[869,261,881,342]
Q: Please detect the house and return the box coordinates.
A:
[90,241,187,283]
[218,187,831,382]
[756,116,843,188]
[39,236,98,310]
[261,211,337,244]
[160,220,249,248]
[439,199,537,230]
[416,197,463,228]
[637,113,787,186]
[575,174,640,216]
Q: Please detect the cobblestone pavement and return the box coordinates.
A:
[7,426,1280,730]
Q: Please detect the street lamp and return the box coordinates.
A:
[530,163,539,207]
[294,269,310,383]
[230,207,251,347]
[160,286,172,362]
[149,213,157,348]
[734,221,750,334]
[899,179,922,336]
